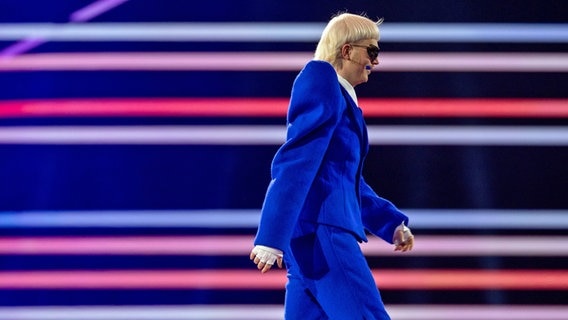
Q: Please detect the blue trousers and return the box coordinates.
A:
[283,224,391,320]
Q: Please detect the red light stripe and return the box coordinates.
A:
[360,98,568,118]
[375,270,568,290]
[0,270,565,290]
[0,98,289,118]
[0,98,566,118]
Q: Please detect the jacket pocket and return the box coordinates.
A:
[290,226,330,280]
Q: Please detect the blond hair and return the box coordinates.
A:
[314,13,382,69]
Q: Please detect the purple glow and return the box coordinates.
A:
[0,0,129,58]
[70,0,130,22]
[0,38,46,58]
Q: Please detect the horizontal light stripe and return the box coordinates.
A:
[0,270,565,289]
[0,23,566,43]
[5,305,568,320]
[0,52,311,71]
[390,305,568,320]
[0,305,567,320]
[1,209,567,229]
[0,235,566,256]
[408,209,568,229]
[1,98,567,118]
[372,126,568,145]
[364,236,568,256]
[0,125,566,146]
[0,23,325,42]
[1,52,568,72]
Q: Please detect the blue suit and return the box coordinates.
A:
[254,60,409,319]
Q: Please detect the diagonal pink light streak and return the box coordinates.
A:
[0,0,130,58]
[70,0,130,22]
[0,38,47,59]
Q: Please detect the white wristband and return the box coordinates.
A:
[394,221,413,244]
[252,245,283,265]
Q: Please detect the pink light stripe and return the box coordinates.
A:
[0,236,253,255]
[0,52,310,71]
[0,52,567,72]
[1,98,567,118]
[386,52,568,72]
[0,236,566,256]
[0,270,566,289]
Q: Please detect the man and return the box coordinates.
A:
[250,12,414,319]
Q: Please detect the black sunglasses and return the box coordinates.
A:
[350,44,380,61]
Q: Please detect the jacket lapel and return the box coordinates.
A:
[340,87,369,154]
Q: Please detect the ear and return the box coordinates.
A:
[340,44,351,60]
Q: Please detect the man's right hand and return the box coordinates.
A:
[250,245,284,273]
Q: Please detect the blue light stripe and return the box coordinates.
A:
[382,23,568,43]
[0,23,566,43]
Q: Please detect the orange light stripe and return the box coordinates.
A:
[0,270,286,289]
[0,270,566,290]
[374,270,568,290]
[0,98,288,118]
[0,98,566,118]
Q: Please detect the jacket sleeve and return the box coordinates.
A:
[254,61,343,251]
[360,177,409,243]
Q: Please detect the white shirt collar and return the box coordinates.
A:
[337,74,358,106]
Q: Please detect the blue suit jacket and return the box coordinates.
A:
[254,60,409,252]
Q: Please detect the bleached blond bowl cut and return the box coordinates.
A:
[314,13,382,70]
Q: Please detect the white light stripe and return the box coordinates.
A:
[392,305,568,320]
[0,23,567,43]
[0,209,566,229]
[407,209,568,229]
[370,125,568,145]
[1,52,568,72]
[364,236,568,256]
[0,23,325,42]
[384,23,568,43]
[381,52,568,72]
[0,125,566,146]
[0,125,285,145]
[0,305,566,320]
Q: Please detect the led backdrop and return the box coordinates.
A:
[0,0,567,319]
